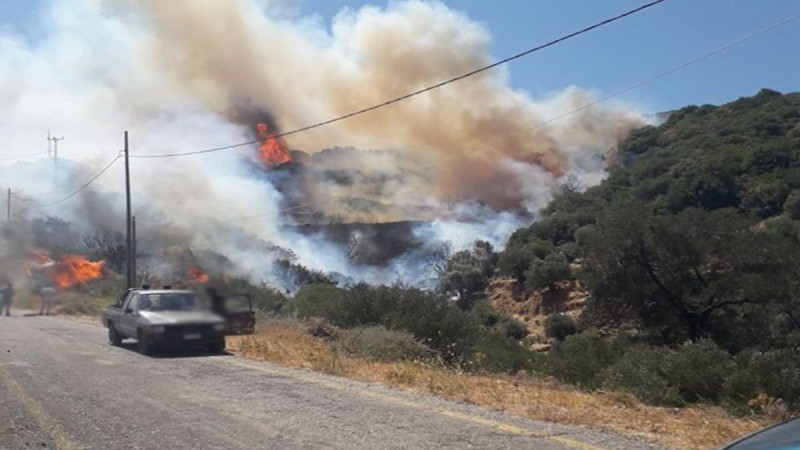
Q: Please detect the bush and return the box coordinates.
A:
[784,190,800,220]
[599,345,683,406]
[338,326,431,362]
[668,339,733,403]
[292,283,348,325]
[212,277,288,313]
[544,329,619,389]
[525,252,571,291]
[492,315,529,340]
[293,283,481,365]
[721,348,800,413]
[471,330,539,373]
[544,314,578,341]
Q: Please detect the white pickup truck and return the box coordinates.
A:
[100,288,255,355]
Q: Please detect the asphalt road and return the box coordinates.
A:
[0,313,669,450]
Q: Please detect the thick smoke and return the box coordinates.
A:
[0,0,645,288]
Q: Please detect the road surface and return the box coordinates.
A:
[0,313,668,450]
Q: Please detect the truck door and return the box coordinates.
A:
[222,294,255,335]
[117,293,140,337]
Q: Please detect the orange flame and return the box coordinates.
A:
[53,255,105,289]
[187,266,210,283]
[256,122,292,169]
[26,250,55,276]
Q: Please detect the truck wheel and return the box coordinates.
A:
[137,330,155,356]
[108,323,123,346]
[207,338,226,354]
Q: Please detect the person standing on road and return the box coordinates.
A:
[0,283,14,316]
[39,286,56,316]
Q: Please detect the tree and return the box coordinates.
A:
[82,230,126,273]
[497,239,552,290]
[440,240,497,310]
[525,252,571,291]
[579,201,797,345]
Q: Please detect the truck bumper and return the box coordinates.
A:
[144,327,225,349]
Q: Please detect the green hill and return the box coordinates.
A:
[494,89,800,412]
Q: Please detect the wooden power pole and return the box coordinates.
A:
[124,131,133,289]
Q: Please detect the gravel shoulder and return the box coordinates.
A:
[0,312,670,450]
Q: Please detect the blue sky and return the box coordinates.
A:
[1,0,798,113]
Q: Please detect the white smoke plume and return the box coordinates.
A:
[0,0,645,287]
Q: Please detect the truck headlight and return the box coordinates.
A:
[213,323,225,331]
[151,326,166,333]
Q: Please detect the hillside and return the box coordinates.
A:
[489,89,800,415]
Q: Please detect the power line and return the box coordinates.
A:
[126,11,800,224]
[35,155,121,207]
[164,11,800,222]
[0,152,49,162]
[423,11,800,170]
[130,0,668,159]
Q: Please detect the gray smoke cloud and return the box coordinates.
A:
[0,0,646,287]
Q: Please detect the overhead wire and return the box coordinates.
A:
[0,152,49,162]
[422,11,800,169]
[130,10,800,223]
[35,155,121,207]
[129,0,668,159]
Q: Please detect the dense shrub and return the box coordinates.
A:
[721,348,800,413]
[292,283,481,365]
[544,329,620,389]
[599,345,683,406]
[338,326,431,361]
[216,277,288,313]
[471,330,538,374]
[292,283,349,325]
[544,314,578,341]
[784,190,800,219]
[668,339,734,403]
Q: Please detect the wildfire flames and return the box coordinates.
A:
[256,122,292,168]
[53,255,105,289]
[187,266,210,283]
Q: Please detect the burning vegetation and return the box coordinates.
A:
[187,266,210,283]
[256,122,292,169]
[53,255,105,289]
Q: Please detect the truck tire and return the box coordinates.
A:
[108,323,123,346]
[207,338,226,354]
[137,330,155,356]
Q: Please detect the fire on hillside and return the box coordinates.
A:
[27,251,105,289]
[256,122,292,169]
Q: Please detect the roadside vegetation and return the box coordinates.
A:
[52,89,799,449]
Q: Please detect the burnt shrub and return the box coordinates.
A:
[544,313,579,341]
[338,326,431,362]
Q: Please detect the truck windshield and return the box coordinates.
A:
[140,293,200,312]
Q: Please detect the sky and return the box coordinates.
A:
[1,0,798,113]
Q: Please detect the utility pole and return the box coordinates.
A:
[132,216,137,288]
[47,132,65,173]
[124,131,133,289]
[6,188,10,222]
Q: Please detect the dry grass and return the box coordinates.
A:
[229,317,769,450]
